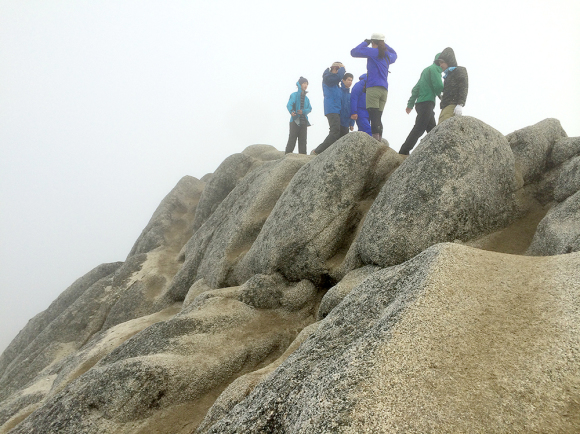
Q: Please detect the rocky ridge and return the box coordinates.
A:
[1,117,579,433]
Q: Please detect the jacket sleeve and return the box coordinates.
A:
[407,80,420,109]
[351,41,374,58]
[287,93,296,114]
[323,67,345,87]
[457,68,468,105]
[430,67,444,96]
[350,82,362,115]
[303,96,312,116]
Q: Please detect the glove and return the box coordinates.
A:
[364,39,372,45]
[454,105,463,116]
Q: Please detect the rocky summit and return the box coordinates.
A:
[1,117,579,434]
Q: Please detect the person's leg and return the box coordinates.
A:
[368,108,382,140]
[357,116,372,136]
[377,88,388,141]
[399,101,435,155]
[339,125,349,138]
[426,107,437,133]
[297,124,307,154]
[314,113,340,153]
[285,122,299,154]
[366,87,381,139]
[438,104,456,124]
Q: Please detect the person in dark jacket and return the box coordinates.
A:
[312,62,346,155]
[399,53,444,155]
[437,47,468,124]
[350,73,371,136]
[339,73,356,138]
[285,77,312,154]
[351,33,397,141]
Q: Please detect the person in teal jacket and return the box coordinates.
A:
[399,53,444,155]
[285,77,312,154]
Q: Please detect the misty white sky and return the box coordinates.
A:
[1,0,579,353]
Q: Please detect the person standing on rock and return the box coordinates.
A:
[312,62,346,155]
[339,73,356,138]
[399,53,444,155]
[285,77,312,154]
[350,73,372,136]
[437,47,468,124]
[351,33,397,141]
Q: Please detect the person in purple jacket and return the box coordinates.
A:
[351,33,397,141]
[350,73,372,136]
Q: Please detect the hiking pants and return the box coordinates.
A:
[339,125,350,138]
[438,104,456,124]
[356,115,372,136]
[285,121,307,154]
[399,101,436,155]
[314,113,340,154]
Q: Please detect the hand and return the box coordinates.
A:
[351,114,358,120]
[291,111,296,116]
[405,107,412,114]
[453,105,463,116]
[350,126,354,131]
[364,39,371,45]
[297,110,303,115]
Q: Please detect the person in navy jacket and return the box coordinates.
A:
[285,77,312,154]
[350,73,371,136]
[351,33,397,141]
[312,62,346,155]
[339,73,356,137]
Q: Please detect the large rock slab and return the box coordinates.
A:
[351,116,519,269]
[203,243,580,433]
[554,155,580,202]
[527,190,580,256]
[550,136,580,167]
[235,132,403,285]
[9,274,318,434]
[164,155,309,298]
[506,118,567,184]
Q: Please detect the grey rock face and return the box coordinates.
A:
[204,243,580,433]
[352,116,518,268]
[527,190,580,256]
[236,132,403,285]
[127,176,205,257]
[554,155,580,202]
[506,118,567,184]
[165,155,309,297]
[550,136,580,167]
[9,274,318,434]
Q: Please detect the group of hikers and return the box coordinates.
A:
[285,33,469,156]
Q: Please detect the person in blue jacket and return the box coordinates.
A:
[285,77,312,154]
[312,62,345,155]
[350,73,371,136]
[339,73,356,137]
[351,33,397,141]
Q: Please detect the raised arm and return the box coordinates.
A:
[323,67,346,87]
[351,41,375,58]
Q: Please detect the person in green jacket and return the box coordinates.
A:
[399,53,444,155]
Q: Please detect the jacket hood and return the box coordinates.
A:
[433,52,441,64]
[295,81,308,93]
[359,73,367,80]
[437,47,457,67]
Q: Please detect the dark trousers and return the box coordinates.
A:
[339,125,349,138]
[399,101,436,155]
[314,113,340,154]
[368,108,383,135]
[285,121,307,154]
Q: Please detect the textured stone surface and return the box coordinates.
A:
[527,190,580,256]
[8,274,319,434]
[550,136,580,167]
[506,118,567,184]
[236,132,403,285]
[351,116,519,269]
[204,243,580,433]
[554,155,580,202]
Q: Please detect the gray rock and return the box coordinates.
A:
[165,155,309,296]
[554,155,580,202]
[236,132,403,285]
[200,173,213,183]
[204,243,580,433]
[9,274,318,433]
[317,265,381,320]
[550,136,580,167]
[127,176,205,257]
[506,118,567,184]
[351,116,519,269]
[527,190,580,255]
[241,144,285,161]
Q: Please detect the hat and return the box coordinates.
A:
[298,77,308,85]
[370,33,385,41]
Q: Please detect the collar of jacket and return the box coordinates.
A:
[443,67,456,79]
[340,81,350,92]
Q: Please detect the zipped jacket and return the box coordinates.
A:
[350,41,397,89]
[407,53,444,109]
[287,81,312,124]
[437,48,468,109]
[350,73,369,119]
[322,66,346,115]
[340,81,356,128]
